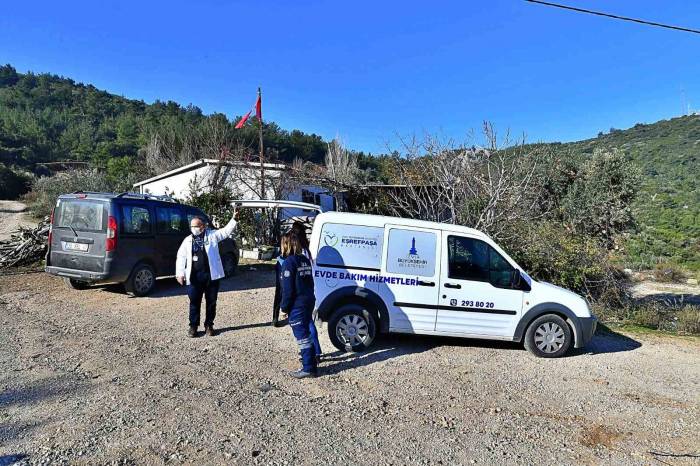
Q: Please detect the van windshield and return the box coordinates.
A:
[55,200,106,232]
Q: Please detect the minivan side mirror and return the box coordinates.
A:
[511,269,531,292]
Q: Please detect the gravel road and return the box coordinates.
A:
[1,270,698,465]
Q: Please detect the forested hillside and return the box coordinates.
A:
[548,117,699,270]
[0,64,697,270]
[0,64,354,182]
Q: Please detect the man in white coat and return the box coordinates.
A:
[176,211,238,337]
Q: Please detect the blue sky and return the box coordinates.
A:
[2,0,700,153]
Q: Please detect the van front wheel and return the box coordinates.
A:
[328,304,377,353]
[524,314,572,358]
[125,263,156,297]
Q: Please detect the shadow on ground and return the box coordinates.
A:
[571,324,641,356]
[0,454,29,466]
[98,265,277,298]
[321,324,642,374]
[636,293,700,306]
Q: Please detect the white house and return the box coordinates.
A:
[132,159,336,219]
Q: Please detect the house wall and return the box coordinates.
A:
[137,163,335,218]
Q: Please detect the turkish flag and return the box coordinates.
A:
[234,110,251,129]
[255,94,262,122]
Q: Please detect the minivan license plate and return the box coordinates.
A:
[64,242,88,252]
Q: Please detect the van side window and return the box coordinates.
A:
[156,207,186,234]
[386,229,437,277]
[489,248,514,288]
[447,235,515,288]
[316,223,384,270]
[447,236,488,281]
[121,206,151,235]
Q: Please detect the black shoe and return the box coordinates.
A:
[188,326,197,338]
[289,370,317,379]
[205,325,216,337]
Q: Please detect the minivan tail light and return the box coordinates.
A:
[47,208,54,247]
[106,215,117,252]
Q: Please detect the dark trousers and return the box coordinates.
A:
[289,306,316,373]
[187,269,220,327]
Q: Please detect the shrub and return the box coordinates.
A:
[0,164,32,200]
[509,222,627,306]
[653,262,687,283]
[677,305,700,334]
[23,168,140,218]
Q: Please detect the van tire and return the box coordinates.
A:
[222,252,238,278]
[524,314,572,358]
[125,263,156,297]
[328,304,377,353]
[65,278,90,290]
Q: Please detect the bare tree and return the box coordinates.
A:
[385,122,554,242]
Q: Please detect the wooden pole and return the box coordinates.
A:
[258,87,265,199]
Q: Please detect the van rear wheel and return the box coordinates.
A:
[524,314,572,358]
[328,304,377,353]
[125,263,156,297]
[64,278,90,290]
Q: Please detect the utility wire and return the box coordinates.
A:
[525,0,700,35]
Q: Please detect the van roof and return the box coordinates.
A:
[57,192,181,204]
[315,211,489,240]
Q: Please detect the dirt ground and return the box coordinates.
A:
[1,270,699,466]
[0,201,36,242]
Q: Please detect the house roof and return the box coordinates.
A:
[133,159,287,187]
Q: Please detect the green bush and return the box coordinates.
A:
[653,262,687,283]
[23,168,140,218]
[0,164,32,199]
[509,222,626,305]
[677,306,700,334]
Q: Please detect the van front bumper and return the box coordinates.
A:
[576,315,598,348]
[45,266,110,282]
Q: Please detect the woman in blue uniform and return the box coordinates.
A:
[279,232,317,378]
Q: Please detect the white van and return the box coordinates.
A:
[308,211,597,358]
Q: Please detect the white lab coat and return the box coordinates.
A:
[176,217,237,285]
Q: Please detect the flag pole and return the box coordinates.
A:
[258,87,265,199]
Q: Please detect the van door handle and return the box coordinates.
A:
[444,283,461,289]
[417,280,435,287]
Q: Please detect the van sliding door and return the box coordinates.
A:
[381,225,441,333]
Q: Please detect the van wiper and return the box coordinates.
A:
[68,225,79,237]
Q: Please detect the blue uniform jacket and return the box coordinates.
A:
[279,254,315,313]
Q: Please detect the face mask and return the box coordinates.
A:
[191,227,203,236]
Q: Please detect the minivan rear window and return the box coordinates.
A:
[316,223,384,270]
[55,200,105,232]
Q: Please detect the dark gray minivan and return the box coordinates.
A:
[45,192,239,296]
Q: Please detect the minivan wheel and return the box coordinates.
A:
[64,278,90,290]
[524,314,572,358]
[222,252,238,278]
[125,263,156,297]
[328,304,377,353]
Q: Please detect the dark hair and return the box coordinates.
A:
[281,232,303,257]
[291,221,310,250]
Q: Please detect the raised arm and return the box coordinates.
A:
[209,212,238,243]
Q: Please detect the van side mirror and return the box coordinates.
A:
[511,269,531,291]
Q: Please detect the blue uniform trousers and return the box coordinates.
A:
[289,306,316,373]
[309,318,322,356]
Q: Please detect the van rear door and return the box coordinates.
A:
[380,224,442,332]
[50,198,108,273]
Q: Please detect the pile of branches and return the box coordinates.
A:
[0,217,50,268]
